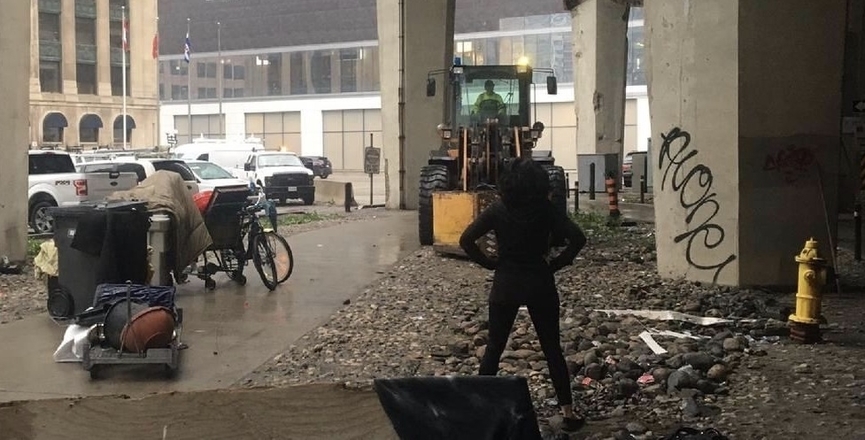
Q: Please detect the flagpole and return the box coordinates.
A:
[217,20,223,138]
[122,5,128,151]
[155,5,160,149]
[186,17,192,143]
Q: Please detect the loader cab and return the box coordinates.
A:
[427,62,557,130]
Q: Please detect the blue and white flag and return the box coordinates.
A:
[184,32,192,63]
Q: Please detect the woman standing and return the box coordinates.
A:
[459,157,587,432]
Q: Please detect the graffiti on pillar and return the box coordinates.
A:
[659,127,737,284]
[762,145,815,184]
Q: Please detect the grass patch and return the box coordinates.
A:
[277,211,340,227]
[27,237,48,258]
[571,211,624,239]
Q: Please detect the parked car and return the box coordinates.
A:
[184,160,250,192]
[241,152,315,205]
[300,155,333,179]
[28,150,139,234]
[622,152,635,187]
[77,158,200,194]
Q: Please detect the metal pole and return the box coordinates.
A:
[186,18,192,142]
[154,7,160,148]
[639,175,646,204]
[369,133,374,206]
[122,6,127,150]
[589,163,596,200]
[574,181,579,213]
[856,203,862,261]
[217,21,223,137]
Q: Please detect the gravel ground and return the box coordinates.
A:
[0,206,386,325]
[239,219,865,440]
[5,208,865,439]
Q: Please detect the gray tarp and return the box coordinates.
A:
[107,170,212,277]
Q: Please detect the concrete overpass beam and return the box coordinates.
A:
[646,0,847,286]
[568,0,629,180]
[377,0,455,210]
[0,2,30,262]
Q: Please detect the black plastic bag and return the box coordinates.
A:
[373,376,544,440]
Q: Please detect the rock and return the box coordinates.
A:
[793,363,813,374]
[706,343,726,358]
[707,364,729,381]
[722,337,744,352]
[626,421,648,435]
[682,352,715,372]
[616,358,641,375]
[683,301,702,312]
[615,378,639,399]
[667,368,697,393]
[652,367,672,384]
[585,351,600,367]
[666,354,684,369]
[696,379,717,394]
[511,349,535,359]
[585,363,604,380]
[578,339,595,351]
[681,396,702,417]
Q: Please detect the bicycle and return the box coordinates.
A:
[198,186,294,291]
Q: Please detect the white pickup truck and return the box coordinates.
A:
[28,150,139,234]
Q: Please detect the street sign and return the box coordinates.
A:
[364,147,381,174]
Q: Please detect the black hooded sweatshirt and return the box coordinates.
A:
[459,199,587,305]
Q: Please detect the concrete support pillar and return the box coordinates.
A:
[96,0,112,96]
[61,0,78,95]
[0,2,31,261]
[569,0,629,161]
[646,0,846,286]
[377,0,454,209]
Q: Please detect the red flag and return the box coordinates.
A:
[152,33,159,59]
[122,19,129,51]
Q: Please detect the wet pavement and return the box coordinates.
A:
[0,210,417,403]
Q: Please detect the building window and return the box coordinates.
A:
[234,65,245,80]
[311,51,331,94]
[197,87,217,99]
[197,62,217,78]
[233,88,244,98]
[266,55,282,95]
[111,66,130,96]
[79,114,102,143]
[77,64,97,95]
[159,84,165,100]
[38,12,61,42]
[42,113,68,144]
[113,115,135,145]
[290,52,305,95]
[171,85,189,100]
[170,60,188,76]
[40,61,62,93]
[75,16,96,45]
[340,49,358,93]
[224,88,233,98]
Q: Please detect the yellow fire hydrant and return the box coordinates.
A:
[788,238,827,343]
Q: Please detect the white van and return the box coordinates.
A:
[171,137,264,168]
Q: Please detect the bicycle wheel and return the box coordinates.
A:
[252,233,278,291]
[262,231,294,283]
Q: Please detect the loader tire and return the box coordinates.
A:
[544,165,568,246]
[419,165,449,246]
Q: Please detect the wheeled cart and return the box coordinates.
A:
[78,283,183,380]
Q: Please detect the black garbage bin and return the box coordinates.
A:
[47,201,150,318]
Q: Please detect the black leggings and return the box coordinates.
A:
[479,301,572,406]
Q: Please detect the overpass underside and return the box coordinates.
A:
[377,0,863,287]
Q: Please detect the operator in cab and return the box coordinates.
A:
[472,80,506,118]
